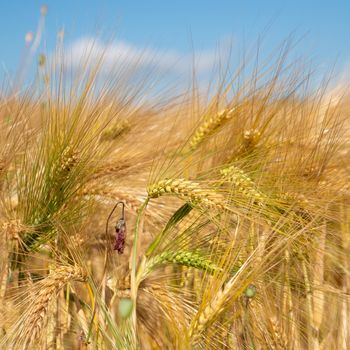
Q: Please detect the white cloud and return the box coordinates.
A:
[60,37,221,76]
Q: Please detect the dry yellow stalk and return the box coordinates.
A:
[0,220,27,305]
[148,178,225,210]
[302,260,320,349]
[46,291,58,350]
[313,225,326,332]
[0,159,5,187]
[188,108,235,151]
[283,250,302,349]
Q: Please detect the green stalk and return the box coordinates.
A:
[130,197,149,345]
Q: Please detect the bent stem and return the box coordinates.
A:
[130,197,149,344]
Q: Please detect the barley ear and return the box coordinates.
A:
[187,108,235,151]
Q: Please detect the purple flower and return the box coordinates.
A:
[113,218,126,254]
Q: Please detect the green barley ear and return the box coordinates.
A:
[145,250,221,276]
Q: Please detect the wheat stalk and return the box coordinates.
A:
[0,158,6,189]
[0,220,28,302]
[302,259,320,349]
[313,224,326,334]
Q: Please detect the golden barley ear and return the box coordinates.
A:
[220,164,266,206]
[147,178,226,210]
[3,265,86,348]
[186,108,236,152]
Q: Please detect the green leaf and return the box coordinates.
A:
[146,203,193,256]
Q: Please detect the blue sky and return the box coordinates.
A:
[0,1,349,82]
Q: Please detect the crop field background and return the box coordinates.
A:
[0,3,350,350]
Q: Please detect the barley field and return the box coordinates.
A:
[0,5,350,350]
